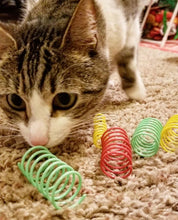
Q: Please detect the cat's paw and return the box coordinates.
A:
[125,77,146,101]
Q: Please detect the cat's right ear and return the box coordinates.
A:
[61,0,98,50]
[0,24,17,58]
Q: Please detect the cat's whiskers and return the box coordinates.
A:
[0,121,23,147]
[10,140,27,148]
[69,118,93,137]
[0,125,20,132]
[4,140,28,149]
[0,131,20,138]
[72,118,93,129]
[1,135,24,145]
[0,134,22,139]
[0,124,20,134]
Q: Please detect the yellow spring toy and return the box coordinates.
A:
[160,114,178,153]
[93,113,107,148]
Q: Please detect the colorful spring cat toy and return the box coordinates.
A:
[100,127,132,179]
[131,118,163,157]
[93,113,132,179]
[93,113,107,148]
[160,114,178,153]
[18,146,86,210]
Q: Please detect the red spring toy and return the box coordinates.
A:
[100,127,132,179]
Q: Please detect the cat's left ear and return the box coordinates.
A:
[61,0,99,50]
[0,24,17,58]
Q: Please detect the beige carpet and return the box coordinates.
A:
[0,46,178,220]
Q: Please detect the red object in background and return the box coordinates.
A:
[155,10,173,22]
[143,8,178,41]
[155,12,163,22]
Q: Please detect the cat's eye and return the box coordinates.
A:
[53,92,77,110]
[6,94,26,111]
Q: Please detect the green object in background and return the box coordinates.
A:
[18,146,86,210]
[174,27,178,39]
[163,10,168,34]
[159,0,177,10]
[131,118,163,157]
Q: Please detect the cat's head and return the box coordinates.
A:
[0,0,110,147]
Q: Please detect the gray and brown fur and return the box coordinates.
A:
[0,0,148,147]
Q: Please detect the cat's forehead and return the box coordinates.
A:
[19,21,63,47]
[1,19,107,97]
[13,43,86,97]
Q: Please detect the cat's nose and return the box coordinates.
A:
[29,120,49,146]
[30,136,49,146]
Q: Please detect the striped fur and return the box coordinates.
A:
[0,0,146,147]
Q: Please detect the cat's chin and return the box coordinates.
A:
[42,139,66,149]
[27,132,70,149]
[27,134,68,148]
[19,116,74,149]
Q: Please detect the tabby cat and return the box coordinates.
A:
[0,0,147,148]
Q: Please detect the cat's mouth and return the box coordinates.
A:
[18,115,75,148]
[22,129,71,148]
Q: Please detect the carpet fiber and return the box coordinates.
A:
[0,47,178,220]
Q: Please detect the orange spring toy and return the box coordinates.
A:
[93,113,107,148]
[160,114,178,153]
[100,127,132,179]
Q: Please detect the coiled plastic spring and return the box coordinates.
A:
[131,118,163,157]
[18,146,86,210]
[93,113,107,148]
[160,114,178,153]
[100,127,132,179]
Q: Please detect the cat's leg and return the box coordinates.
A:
[116,17,146,100]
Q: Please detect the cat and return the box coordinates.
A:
[0,0,147,148]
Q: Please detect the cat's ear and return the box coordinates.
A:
[61,0,98,50]
[0,24,17,58]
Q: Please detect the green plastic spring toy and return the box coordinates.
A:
[131,118,163,157]
[18,146,86,210]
